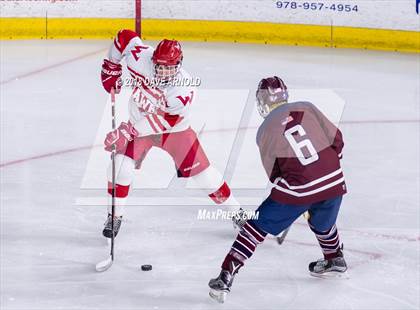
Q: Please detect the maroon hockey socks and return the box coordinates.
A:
[310,224,342,259]
[222,221,267,274]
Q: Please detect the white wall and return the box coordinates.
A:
[1,0,419,31]
[0,0,135,18]
[142,0,420,31]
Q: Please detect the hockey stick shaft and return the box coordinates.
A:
[110,87,116,261]
[277,211,310,245]
[95,88,117,272]
[276,227,290,245]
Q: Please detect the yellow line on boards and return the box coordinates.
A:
[1,18,418,53]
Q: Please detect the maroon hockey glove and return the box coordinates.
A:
[101,59,122,93]
[104,122,139,153]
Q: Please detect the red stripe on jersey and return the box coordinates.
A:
[145,115,159,133]
[114,39,122,53]
[271,167,345,205]
[115,29,138,54]
[152,114,166,131]
[275,169,344,194]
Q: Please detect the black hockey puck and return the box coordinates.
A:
[141,264,152,271]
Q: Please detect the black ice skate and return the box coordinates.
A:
[102,214,122,238]
[208,270,235,303]
[308,249,348,278]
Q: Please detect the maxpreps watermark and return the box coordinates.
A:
[197,209,259,221]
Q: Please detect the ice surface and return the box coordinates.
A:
[1,40,419,309]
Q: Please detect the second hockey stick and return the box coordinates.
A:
[276,226,290,245]
[276,211,310,245]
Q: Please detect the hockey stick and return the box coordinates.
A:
[276,226,290,245]
[276,211,310,245]
[96,87,117,272]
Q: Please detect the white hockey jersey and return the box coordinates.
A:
[108,30,196,137]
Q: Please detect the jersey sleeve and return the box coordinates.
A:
[108,29,143,63]
[309,103,344,158]
[257,127,284,182]
[153,86,195,131]
[331,128,344,158]
[165,87,195,116]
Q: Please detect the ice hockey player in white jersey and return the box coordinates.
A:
[100,29,242,237]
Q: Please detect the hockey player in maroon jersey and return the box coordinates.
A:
[100,30,242,238]
[208,76,348,303]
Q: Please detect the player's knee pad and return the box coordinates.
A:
[107,154,135,187]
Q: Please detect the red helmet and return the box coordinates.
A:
[152,39,183,84]
[152,39,183,66]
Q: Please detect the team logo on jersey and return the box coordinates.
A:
[133,89,162,114]
[131,45,149,61]
[176,91,194,106]
[281,115,294,125]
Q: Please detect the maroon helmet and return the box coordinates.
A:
[152,39,183,83]
[256,76,289,117]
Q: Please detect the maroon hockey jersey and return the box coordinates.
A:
[256,101,346,205]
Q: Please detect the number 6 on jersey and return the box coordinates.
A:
[284,124,319,166]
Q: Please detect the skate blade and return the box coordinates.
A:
[95,257,113,272]
[310,270,349,279]
[209,289,227,303]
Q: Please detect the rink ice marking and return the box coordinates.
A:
[1,117,418,264]
[269,235,413,302]
[342,278,419,310]
[279,238,382,270]
[0,47,107,85]
[265,221,385,269]
[291,222,420,243]
[0,144,100,168]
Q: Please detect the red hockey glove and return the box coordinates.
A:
[101,59,122,93]
[104,122,139,153]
